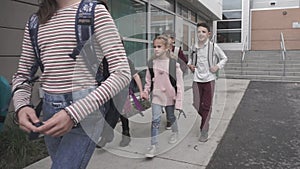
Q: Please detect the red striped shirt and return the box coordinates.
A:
[12,4,131,123]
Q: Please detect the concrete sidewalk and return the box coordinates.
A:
[25,77,250,169]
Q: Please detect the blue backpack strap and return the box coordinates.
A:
[28,14,44,77]
[69,0,96,60]
[71,0,109,82]
[73,0,110,115]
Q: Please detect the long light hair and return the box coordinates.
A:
[36,0,109,24]
[152,35,176,60]
[37,0,58,24]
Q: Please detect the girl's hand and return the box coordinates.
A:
[141,91,149,100]
[36,110,74,137]
[17,106,40,133]
[210,65,219,73]
[188,64,196,72]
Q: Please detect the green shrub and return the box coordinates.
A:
[0,113,48,169]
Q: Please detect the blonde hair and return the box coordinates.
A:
[152,35,176,60]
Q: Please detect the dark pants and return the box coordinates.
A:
[101,89,129,140]
[120,115,129,132]
[192,81,215,132]
[101,101,119,140]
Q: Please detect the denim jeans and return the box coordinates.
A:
[151,103,178,145]
[42,88,103,169]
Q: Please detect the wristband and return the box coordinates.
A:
[64,109,78,127]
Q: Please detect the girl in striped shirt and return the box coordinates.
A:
[12,0,130,168]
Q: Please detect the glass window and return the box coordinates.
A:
[217,0,242,43]
[197,16,205,24]
[150,5,175,40]
[109,0,147,40]
[217,21,241,29]
[123,40,148,67]
[151,0,175,12]
[217,30,241,43]
[108,0,148,67]
[191,11,196,22]
[181,5,188,19]
[222,11,242,20]
[190,27,196,49]
[223,0,242,10]
[183,24,189,51]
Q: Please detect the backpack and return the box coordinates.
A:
[26,0,110,117]
[148,58,177,93]
[173,46,188,74]
[190,40,220,78]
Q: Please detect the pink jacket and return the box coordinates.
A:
[144,58,184,110]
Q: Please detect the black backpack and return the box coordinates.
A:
[148,58,177,93]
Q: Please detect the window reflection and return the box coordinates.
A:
[217,0,242,43]
[183,24,189,51]
[217,21,241,29]
[110,0,147,40]
[151,0,175,12]
[123,40,148,67]
[217,31,241,43]
[150,5,175,40]
[223,11,242,20]
[179,4,188,18]
[223,0,242,10]
[108,0,148,67]
[191,11,196,22]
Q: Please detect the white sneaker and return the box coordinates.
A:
[199,131,208,142]
[145,145,157,158]
[168,132,178,144]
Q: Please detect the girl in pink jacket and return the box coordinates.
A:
[141,35,184,158]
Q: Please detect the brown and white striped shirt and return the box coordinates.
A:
[12,3,131,123]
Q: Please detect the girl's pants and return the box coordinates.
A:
[192,81,215,132]
[151,103,178,145]
[42,88,102,169]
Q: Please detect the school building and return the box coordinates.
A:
[217,0,300,51]
[0,0,222,82]
[2,0,300,82]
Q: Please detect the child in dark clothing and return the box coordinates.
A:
[97,58,143,148]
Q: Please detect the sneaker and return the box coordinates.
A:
[145,145,157,158]
[96,137,111,148]
[168,132,178,144]
[119,130,131,147]
[199,131,208,142]
[165,121,171,130]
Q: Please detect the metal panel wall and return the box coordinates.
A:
[0,0,38,81]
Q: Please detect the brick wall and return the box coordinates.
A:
[251,8,300,50]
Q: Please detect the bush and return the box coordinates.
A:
[0,113,48,169]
